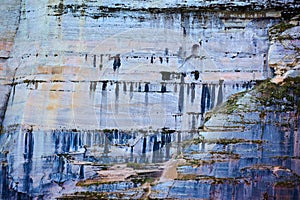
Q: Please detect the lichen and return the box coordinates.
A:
[269,22,296,40]
[256,77,300,112]
[209,151,241,159]
[57,191,109,199]
[176,174,241,185]
[275,180,298,188]
[127,162,144,169]
[103,129,118,134]
[218,91,247,114]
[194,137,264,145]
[270,23,295,34]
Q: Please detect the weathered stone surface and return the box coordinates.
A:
[1,0,284,131]
[268,15,300,83]
[0,0,21,127]
[0,0,299,199]
[204,89,262,131]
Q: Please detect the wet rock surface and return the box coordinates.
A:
[0,0,300,199]
[2,2,283,130]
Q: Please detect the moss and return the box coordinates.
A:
[127,162,144,169]
[193,135,205,144]
[131,177,155,185]
[206,138,264,145]
[209,151,240,159]
[183,158,218,167]
[277,34,295,41]
[176,174,241,185]
[219,91,247,114]
[269,22,296,40]
[58,191,108,199]
[256,77,300,112]
[176,173,198,180]
[204,111,213,123]
[270,23,295,34]
[6,124,20,132]
[275,180,298,188]
[76,180,123,187]
[271,156,300,160]
[102,129,118,134]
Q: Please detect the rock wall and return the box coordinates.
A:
[0,0,21,128]
[268,14,300,83]
[0,1,299,199]
[1,0,287,131]
[205,14,300,131]
[47,0,299,10]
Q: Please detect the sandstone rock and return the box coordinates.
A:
[268,15,300,82]
[1,0,283,131]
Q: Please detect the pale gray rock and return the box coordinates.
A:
[0,0,284,131]
[268,15,300,82]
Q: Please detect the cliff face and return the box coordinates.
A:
[0,0,285,131]
[0,0,21,128]
[268,14,300,83]
[204,14,300,131]
[0,1,300,199]
[199,16,300,200]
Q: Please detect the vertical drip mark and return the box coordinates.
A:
[130,82,133,100]
[11,85,16,106]
[191,83,195,104]
[206,85,211,111]
[115,82,119,101]
[145,92,149,107]
[93,55,96,68]
[217,80,224,106]
[142,137,146,154]
[144,83,149,92]
[79,165,84,179]
[24,127,34,160]
[0,154,8,199]
[99,54,103,70]
[161,84,166,93]
[200,84,210,115]
[23,127,34,194]
[115,82,119,114]
[104,133,109,154]
[192,115,196,130]
[174,83,178,93]
[178,74,185,113]
[152,135,159,163]
[211,84,215,109]
[123,82,127,93]
[100,88,108,128]
[102,81,107,91]
[89,81,97,97]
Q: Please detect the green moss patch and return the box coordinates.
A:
[270,23,295,34]
[218,91,247,114]
[256,77,300,112]
[194,137,264,145]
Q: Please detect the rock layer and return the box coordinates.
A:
[268,14,300,82]
[0,0,300,199]
[0,0,285,131]
[0,0,21,127]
